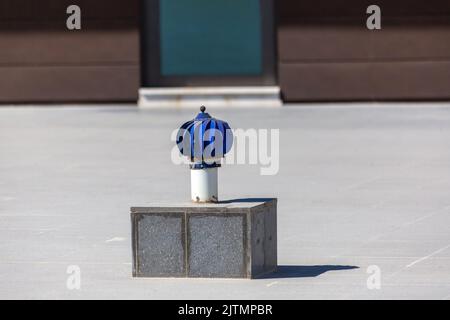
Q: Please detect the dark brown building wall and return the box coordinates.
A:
[0,0,139,103]
[278,0,450,102]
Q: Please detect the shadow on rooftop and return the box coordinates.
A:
[257,265,359,279]
[218,199,358,279]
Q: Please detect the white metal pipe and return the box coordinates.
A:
[191,167,218,202]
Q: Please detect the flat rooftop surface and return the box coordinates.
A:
[1,103,450,299]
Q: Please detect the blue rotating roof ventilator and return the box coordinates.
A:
[176,106,233,202]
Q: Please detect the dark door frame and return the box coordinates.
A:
[140,0,277,87]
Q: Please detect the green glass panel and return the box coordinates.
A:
[160,0,262,76]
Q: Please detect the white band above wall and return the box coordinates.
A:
[138,86,282,108]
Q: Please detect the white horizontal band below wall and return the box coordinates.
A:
[138,86,282,108]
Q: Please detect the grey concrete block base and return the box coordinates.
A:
[131,199,277,279]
